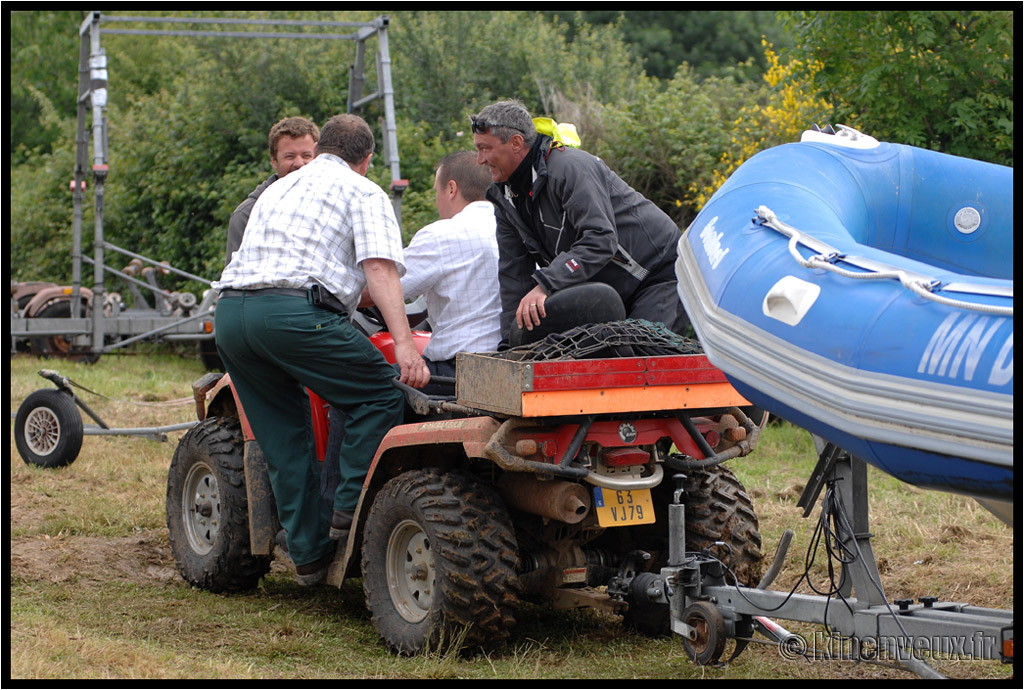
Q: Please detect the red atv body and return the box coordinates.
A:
[168,317,763,655]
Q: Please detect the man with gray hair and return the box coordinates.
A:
[471,99,689,346]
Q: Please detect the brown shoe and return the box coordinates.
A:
[329,509,354,541]
[294,548,335,586]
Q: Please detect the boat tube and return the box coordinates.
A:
[675,126,1013,509]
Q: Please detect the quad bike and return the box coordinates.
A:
[166,285,766,658]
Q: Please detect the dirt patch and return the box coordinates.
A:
[10,510,292,589]
[10,530,181,586]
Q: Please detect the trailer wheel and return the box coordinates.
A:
[622,464,762,635]
[680,600,726,665]
[28,298,101,364]
[361,468,521,655]
[166,417,270,592]
[14,389,84,468]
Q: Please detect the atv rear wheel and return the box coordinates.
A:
[361,468,521,655]
[166,416,271,592]
[681,463,763,585]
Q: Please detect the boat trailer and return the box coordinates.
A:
[652,443,1013,676]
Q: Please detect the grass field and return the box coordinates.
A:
[8,352,1015,680]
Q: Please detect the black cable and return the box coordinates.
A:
[807,481,858,636]
[692,476,859,618]
[828,474,913,642]
[696,472,919,668]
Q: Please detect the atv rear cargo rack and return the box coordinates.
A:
[455,351,750,417]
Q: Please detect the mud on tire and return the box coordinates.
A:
[166,416,271,592]
[681,464,763,586]
[361,468,521,655]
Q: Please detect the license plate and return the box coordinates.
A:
[592,487,655,527]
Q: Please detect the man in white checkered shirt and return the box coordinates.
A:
[361,150,500,382]
[214,114,428,585]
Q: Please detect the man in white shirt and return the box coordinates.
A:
[214,114,429,585]
[362,150,500,382]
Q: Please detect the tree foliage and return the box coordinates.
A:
[687,42,831,211]
[590,66,745,227]
[546,10,793,81]
[782,10,1014,165]
[386,11,646,237]
[104,19,360,281]
[9,10,1014,293]
[9,11,81,165]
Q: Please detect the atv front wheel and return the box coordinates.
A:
[361,468,521,654]
[166,416,270,592]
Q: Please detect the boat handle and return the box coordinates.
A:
[754,206,1013,317]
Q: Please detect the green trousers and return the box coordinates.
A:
[214,292,405,567]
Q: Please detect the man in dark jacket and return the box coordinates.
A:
[471,100,689,346]
[225,116,320,264]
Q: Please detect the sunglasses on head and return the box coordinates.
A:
[470,119,524,135]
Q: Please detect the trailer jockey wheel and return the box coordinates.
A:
[621,465,762,636]
[680,600,726,665]
[15,389,84,468]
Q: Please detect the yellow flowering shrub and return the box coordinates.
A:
[689,41,831,210]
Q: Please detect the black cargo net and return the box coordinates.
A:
[506,319,703,361]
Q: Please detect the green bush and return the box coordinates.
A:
[9,10,1013,291]
[9,142,80,283]
[783,10,1014,166]
[588,65,754,227]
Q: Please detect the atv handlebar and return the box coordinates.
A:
[389,377,484,417]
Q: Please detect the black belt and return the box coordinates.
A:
[219,286,347,316]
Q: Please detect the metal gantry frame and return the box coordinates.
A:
[11,11,405,360]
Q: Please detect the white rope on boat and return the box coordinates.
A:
[757,206,1014,317]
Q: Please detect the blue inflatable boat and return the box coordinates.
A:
[675,126,1014,515]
